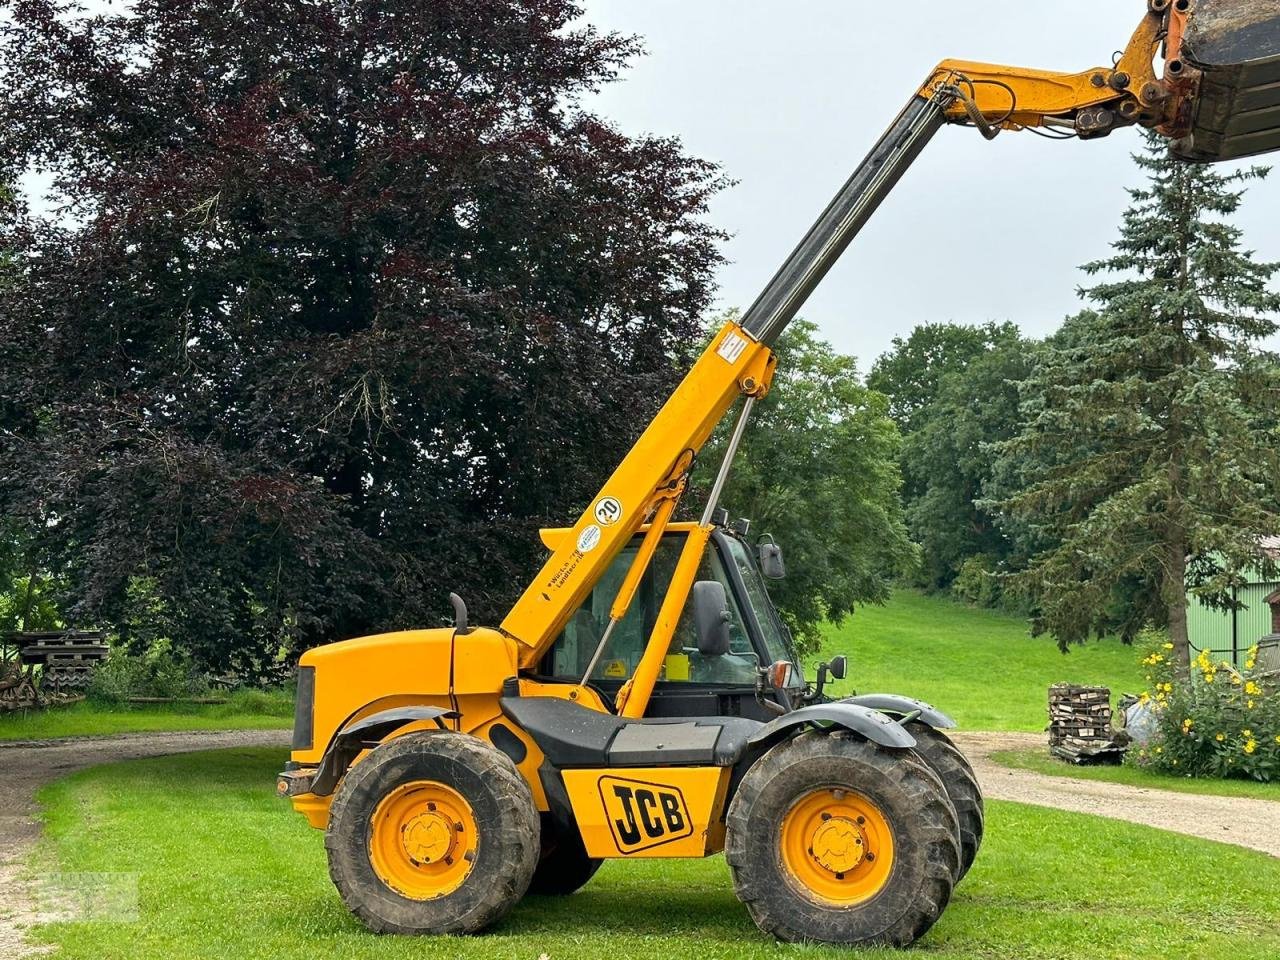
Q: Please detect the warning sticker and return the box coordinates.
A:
[716,331,747,364]
[603,659,627,678]
[576,524,602,553]
[594,497,623,526]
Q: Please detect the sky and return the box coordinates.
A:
[579,0,1280,367]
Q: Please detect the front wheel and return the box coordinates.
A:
[324,731,540,935]
[725,732,959,947]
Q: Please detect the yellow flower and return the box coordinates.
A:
[1215,732,1226,742]
[1245,680,1262,696]
[1274,736,1280,745]
[1242,729,1253,738]
[1231,674,1243,686]
[1181,718,1193,733]
[1154,746,1163,754]
[1139,692,1151,705]
[1248,700,1256,710]
[1163,642,1174,650]
[1244,740,1257,755]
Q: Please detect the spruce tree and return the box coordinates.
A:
[996,133,1280,671]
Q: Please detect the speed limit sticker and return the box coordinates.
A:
[594,497,623,526]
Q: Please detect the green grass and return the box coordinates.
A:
[815,591,1144,731]
[0,689,293,741]
[990,747,1280,801]
[27,746,1280,960]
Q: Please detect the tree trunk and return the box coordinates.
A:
[1166,540,1190,678]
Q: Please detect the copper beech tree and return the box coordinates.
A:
[0,0,725,674]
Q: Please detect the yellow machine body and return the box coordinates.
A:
[285,0,1280,870]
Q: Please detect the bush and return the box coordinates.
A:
[951,554,1003,607]
[1132,634,1280,782]
[89,642,210,704]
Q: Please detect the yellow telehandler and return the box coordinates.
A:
[277,0,1280,946]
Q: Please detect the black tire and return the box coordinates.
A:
[527,822,603,895]
[324,731,539,935]
[726,731,959,947]
[904,721,984,882]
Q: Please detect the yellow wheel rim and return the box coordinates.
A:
[368,780,477,900]
[779,787,895,906]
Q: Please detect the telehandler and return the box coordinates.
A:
[278,0,1280,946]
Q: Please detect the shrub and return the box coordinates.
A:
[951,554,1003,607]
[89,641,210,704]
[1132,634,1280,782]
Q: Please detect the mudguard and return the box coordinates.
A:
[747,701,917,750]
[308,706,459,796]
[842,693,955,730]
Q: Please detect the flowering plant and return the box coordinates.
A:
[1131,634,1279,781]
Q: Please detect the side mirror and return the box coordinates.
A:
[827,654,847,681]
[691,581,732,658]
[758,535,785,580]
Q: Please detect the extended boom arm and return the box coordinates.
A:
[499,0,1280,700]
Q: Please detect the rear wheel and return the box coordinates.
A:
[527,822,602,895]
[726,731,958,947]
[325,731,539,935]
[904,721,984,882]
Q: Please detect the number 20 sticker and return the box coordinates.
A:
[594,497,623,526]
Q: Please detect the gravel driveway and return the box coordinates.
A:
[951,730,1280,858]
[0,729,290,960]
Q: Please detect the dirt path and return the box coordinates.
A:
[0,729,290,960]
[951,730,1280,858]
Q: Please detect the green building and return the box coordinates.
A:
[1186,545,1280,669]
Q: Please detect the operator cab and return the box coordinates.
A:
[540,518,803,721]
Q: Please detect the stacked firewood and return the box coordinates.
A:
[1047,684,1128,763]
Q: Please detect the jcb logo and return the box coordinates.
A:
[598,776,693,853]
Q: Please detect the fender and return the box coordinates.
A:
[842,693,955,730]
[747,701,917,750]
[306,706,459,796]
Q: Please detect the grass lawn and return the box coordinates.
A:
[27,746,1280,960]
[0,689,292,741]
[815,591,1143,732]
[990,748,1280,801]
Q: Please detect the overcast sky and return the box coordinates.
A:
[580,0,1280,367]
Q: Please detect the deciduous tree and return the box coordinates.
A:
[0,0,725,673]
[704,318,915,654]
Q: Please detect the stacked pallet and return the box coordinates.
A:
[18,630,109,695]
[1047,683,1128,764]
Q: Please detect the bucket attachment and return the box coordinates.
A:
[1171,0,1280,162]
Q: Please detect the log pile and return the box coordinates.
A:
[1047,683,1128,764]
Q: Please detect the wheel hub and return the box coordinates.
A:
[368,780,477,899]
[810,815,867,874]
[779,787,895,906]
[401,810,459,865]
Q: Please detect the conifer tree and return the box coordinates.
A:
[996,134,1280,671]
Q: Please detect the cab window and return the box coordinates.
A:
[547,537,761,686]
